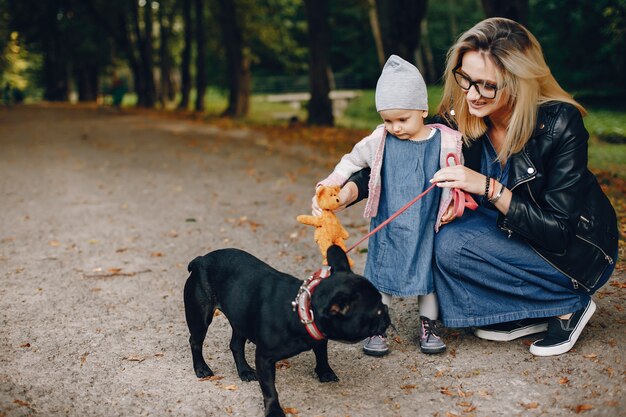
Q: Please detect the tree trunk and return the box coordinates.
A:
[418,19,436,84]
[158,1,175,106]
[377,0,428,65]
[217,0,250,118]
[178,0,192,110]
[42,28,69,101]
[481,0,529,26]
[303,0,333,126]
[367,0,385,69]
[194,0,207,112]
[75,64,99,102]
[131,1,156,107]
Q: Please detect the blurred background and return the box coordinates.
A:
[1,0,625,139]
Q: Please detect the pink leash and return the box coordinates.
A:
[345,153,477,254]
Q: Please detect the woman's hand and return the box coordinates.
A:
[311,182,358,216]
[430,165,487,195]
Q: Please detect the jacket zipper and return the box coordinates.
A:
[529,246,594,292]
[576,235,614,265]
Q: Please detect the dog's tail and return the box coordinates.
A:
[186,256,214,297]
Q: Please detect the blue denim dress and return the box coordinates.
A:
[433,138,615,327]
[364,131,441,296]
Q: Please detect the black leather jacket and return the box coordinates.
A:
[349,102,618,292]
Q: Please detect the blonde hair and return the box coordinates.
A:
[438,17,586,161]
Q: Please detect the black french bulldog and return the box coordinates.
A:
[184,245,390,417]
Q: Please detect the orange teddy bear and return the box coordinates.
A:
[297,185,354,267]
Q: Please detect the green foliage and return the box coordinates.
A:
[529,0,626,96]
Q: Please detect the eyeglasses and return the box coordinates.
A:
[452,67,499,99]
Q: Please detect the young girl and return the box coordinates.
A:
[310,55,463,356]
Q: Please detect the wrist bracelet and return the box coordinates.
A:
[484,175,491,199]
[489,178,496,200]
[489,183,505,203]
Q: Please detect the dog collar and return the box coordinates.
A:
[291,266,332,341]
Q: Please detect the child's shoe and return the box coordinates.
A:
[363,335,389,356]
[419,316,446,354]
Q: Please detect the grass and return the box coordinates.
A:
[117,86,626,177]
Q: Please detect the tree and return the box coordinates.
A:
[158,0,177,106]
[178,0,193,110]
[194,0,207,111]
[216,0,250,117]
[375,0,428,64]
[481,0,529,26]
[303,0,333,126]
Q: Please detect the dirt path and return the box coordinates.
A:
[1,105,624,417]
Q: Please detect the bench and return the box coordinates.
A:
[265,90,362,120]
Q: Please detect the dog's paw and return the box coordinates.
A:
[194,364,214,379]
[317,371,339,383]
[238,369,257,382]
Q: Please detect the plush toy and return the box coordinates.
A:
[297,185,354,267]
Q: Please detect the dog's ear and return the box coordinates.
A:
[326,245,351,272]
[327,292,354,317]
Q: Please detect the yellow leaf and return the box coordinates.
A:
[521,402,539,409]
[222,384,238,391]
[575,404,593,413]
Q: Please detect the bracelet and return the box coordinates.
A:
[484,175,491,199]
[489,183,505,203]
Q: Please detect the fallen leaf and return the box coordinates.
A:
[401,384,416,390]
[435,370,444,378]
[125,355,146,362]
[446,412,460,417]
[283,407,299,416]
[521,402,539,409]
[559,377,570,385]
[150,252,164,257]
[20,343,31,348]
[583,354,598,359]
[222,384,238,391]
[49,240,61,247]
[458,390,473,398]
[80,352,89,366]
[13,399,31,408]
[108,268,123,274]
[199,375,223,382]
[575,404,593,413]
[276,360,291,369]
[440,387,454,396]
[522,339,533,347]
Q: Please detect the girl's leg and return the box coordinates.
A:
[363,292,391,357]
[418,293,446,354]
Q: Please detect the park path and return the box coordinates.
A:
[1,104,624,417]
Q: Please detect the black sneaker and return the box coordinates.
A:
[530,299,596,357]
[474,317,548,341]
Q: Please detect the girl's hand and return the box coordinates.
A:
[439,203,456,225]
[430,165,487,195]
[311,182,358,216]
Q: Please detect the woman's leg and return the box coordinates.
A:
[433,208,587,328]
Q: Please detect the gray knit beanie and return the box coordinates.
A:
[375,55,428,112]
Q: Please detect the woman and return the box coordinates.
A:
[341,17,618,356]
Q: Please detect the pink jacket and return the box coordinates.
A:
[318,124,464,232]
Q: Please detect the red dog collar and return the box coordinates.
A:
[291,266,332,340]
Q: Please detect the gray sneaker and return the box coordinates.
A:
[363,335,389,356]
[419,316,446,354]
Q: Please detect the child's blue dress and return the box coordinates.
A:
[364,130,441,296]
